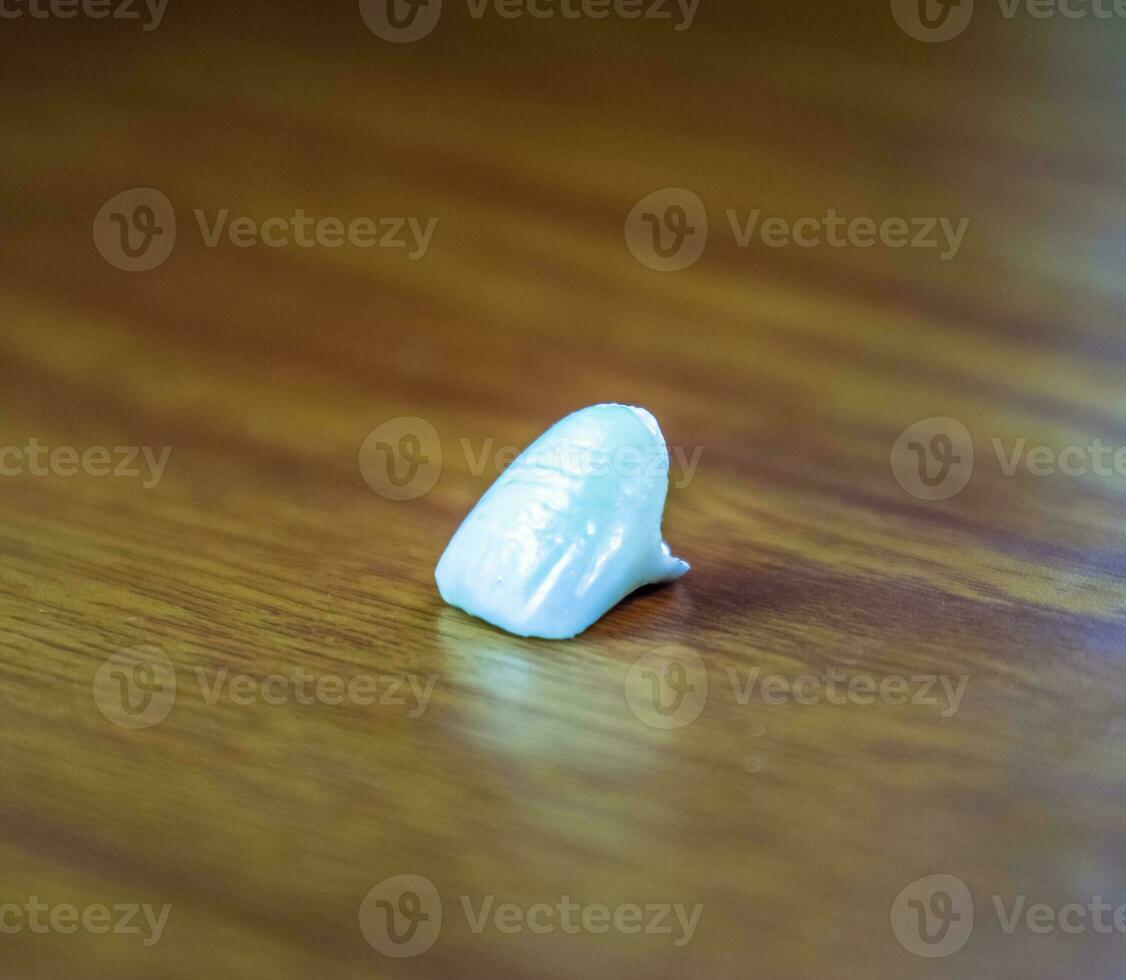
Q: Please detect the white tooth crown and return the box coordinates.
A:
[435,403,690,639]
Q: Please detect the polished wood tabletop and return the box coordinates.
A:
[1,1,1125,977]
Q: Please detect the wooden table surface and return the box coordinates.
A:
[2,2,1125,977]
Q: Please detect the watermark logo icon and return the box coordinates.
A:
[359,0,442,41]
[93,645,176,729]
[891,416,974,500]
[891,874,974,958]
[626,188,708,271]
[891,0,974,40]
[359,874,442,957]
[625,644,708,729]
[93,188,176,271]
[359,417,442,500]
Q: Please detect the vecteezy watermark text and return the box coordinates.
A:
[93,646,438,729]
[194,666,436,717]
[194,210,437,257]
[624,645,970,731]
[359,0,699,43]
[726,209,969,261]
[0,898,171,946]
[94,188,437,271]
[892,416,1126,501]
[358,416,703,501]
[0,0,168,30]
[625,188,970,271]
[726,666,969,719]
[358,874,703,958]
[892,0,1126,43]
[892,873,1126,958]
[464,0,699,28]
[0,440,171,488]
[457,435,702,487]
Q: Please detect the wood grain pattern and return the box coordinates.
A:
[1,2,1125,977]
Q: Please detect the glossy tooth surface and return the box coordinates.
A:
[435,404,689,639]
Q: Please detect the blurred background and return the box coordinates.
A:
[1,0,1125,977]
